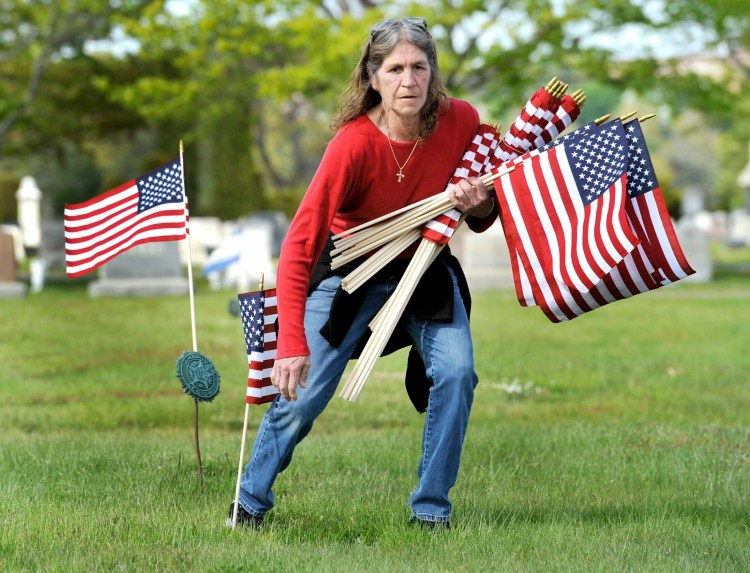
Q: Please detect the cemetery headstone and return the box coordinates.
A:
[680,186,705,217]
[737,141,750,212]
[0,223,25,263]
[16,176,42,257]
[451,220,514,291]
[204,223,276,292]
[0,231,26,298]
[88,241,189,297]
[179,216,224,267]
[676,216,712,283]
[727,209,750,248]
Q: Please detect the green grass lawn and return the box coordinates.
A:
[1,276,749,572]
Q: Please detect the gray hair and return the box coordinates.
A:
[331,18,448,137]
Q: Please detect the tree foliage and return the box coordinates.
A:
[0,0,156,151]
[2,0,749,216]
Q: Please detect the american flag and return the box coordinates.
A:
[495,89,557,163]
[64,159,187,278]
[498,119,639,299]
[503,119,694,322]
[537,121,597,153]
[421,124,500,246]
[504,121,598,307]
[533,94,582,148]
[239,288,279,405]
[506,86,561,152]
[624,120,694,284]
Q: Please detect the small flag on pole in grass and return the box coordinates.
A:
[232,282,277,528]
[64,158,187,277]
[239,288,279,405]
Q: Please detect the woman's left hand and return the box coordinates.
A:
[449,177,495,219]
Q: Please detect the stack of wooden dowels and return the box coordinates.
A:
[331,168,512,295]
[336,167,513,403]
[336,168,516,402]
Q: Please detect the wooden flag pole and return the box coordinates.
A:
[341,229,422,293]
[232,273,265,529]
[181,141,199,354]
[346,151,521,396]
[340,239,438,401]
[332,194,438,242]
[179,140,205,496]
[332,197,451,257]
[231,400,252,529]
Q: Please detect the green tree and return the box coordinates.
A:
[0,0,157,151]
[5,0,750,217]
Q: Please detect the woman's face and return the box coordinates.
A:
[371,41,431,122]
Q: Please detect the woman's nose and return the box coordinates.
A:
[402,69,416,86]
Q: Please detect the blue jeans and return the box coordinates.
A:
[237,268,479,523]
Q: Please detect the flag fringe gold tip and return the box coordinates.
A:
[571,89,587,107]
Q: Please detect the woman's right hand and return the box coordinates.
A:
[271,355,311,401]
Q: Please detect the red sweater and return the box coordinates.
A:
[276,98,492,358]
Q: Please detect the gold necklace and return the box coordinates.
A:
[382,112,420,183]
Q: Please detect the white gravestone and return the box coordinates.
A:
[204,223,276,292]
[676,216,712,283]
[16,176,42,256]
[710,211,728,244]
[0,223,25,263]
[727,209,750,247]
[737,141,750,212]
[178,216,224,267]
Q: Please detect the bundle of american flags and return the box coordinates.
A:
[497,117,694,321]
[236,78,693,405]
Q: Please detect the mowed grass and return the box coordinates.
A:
[1,276,749,572]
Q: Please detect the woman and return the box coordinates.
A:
[231,16,497,529]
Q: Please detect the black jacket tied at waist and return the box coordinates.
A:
[308,233,472,413]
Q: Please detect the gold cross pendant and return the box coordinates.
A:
[396,169,404,183]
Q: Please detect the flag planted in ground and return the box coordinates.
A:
[239,288,279,405]
[64,159,187,277]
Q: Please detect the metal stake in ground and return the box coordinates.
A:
[174,140,221,496]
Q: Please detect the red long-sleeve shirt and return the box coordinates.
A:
[276,98,493,358]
